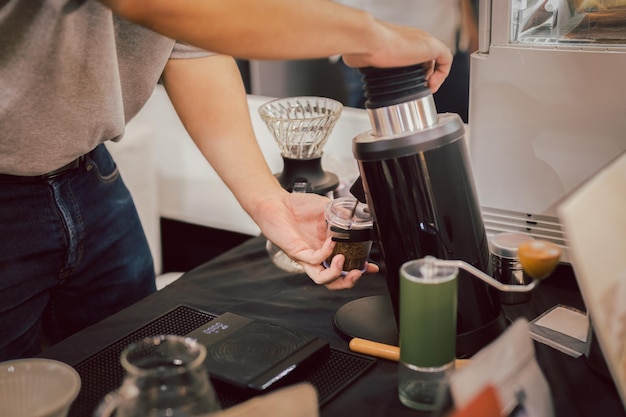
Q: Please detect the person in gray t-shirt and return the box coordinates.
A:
[0,0,452,360]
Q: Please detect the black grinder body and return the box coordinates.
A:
[354,114,506,357]
[352,64,506,358]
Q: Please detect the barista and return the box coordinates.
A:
[0,0,452,361]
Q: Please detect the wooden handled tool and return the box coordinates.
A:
[349,337,471,368]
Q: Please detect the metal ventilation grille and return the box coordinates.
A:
[482,206,570,262]
[68,305,375,417]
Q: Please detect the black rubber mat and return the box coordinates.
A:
[68,305,376,417]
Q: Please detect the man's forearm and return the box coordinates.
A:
[101,0,378,60]
[103,0,453,93]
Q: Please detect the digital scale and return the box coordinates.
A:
[187,312,330,392]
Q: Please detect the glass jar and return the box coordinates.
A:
[489,232,535,305]
[323,197,373,275]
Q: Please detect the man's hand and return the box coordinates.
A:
[255,191,379,290]
[341,21,453,93]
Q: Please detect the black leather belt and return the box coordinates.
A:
[0,155,86,183]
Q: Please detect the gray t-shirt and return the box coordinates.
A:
[0,0,210,175]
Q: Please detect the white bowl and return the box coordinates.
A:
[0,358,81,417]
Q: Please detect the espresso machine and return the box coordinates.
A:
[469,0,626,257]
[336,64,507,359]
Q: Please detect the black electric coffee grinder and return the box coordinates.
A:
[335,64,507,358]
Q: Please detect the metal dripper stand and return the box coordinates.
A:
[258,97,343,272]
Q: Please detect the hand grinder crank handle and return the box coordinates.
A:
[423,240,562,292]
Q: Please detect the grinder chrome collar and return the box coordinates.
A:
[366,94,438,138]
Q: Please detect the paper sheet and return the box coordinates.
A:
[534,305,588,342]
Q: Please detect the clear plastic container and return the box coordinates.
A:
[323,197,373,275]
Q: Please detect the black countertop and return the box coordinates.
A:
[41,235,626,417]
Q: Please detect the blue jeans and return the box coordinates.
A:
[0,144,156,360]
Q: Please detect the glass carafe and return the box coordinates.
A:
[94,335,220,417]
[265,180,308,273]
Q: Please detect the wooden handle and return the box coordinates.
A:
[349,337,400,361]
[349,338,471,368]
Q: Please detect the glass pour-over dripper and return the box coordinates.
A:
[258,96,342,195]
